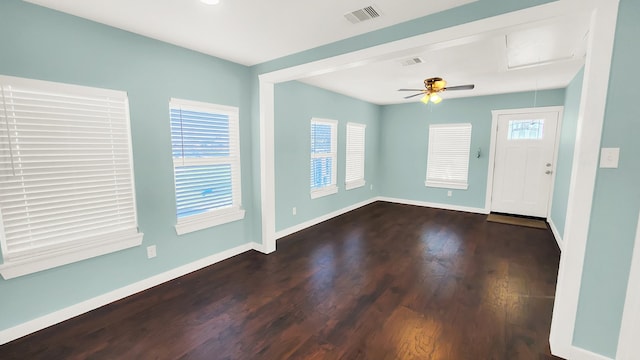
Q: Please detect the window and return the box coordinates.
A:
[0,75,143,279]
[425,123,472,190]
[170,98,244,235]
[310,118,338,199]
[345,122,366,190]
[508,119,544,140]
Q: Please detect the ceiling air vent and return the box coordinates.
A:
[400,57,424,66]
[344,5,382,24]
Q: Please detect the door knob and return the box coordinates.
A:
[545,170,553,175]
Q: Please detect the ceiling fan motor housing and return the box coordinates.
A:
[424,77,447,93]
[398,77,473,100]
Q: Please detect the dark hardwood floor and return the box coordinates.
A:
[0,202,562,359]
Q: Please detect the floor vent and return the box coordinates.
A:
[344,5,382,24]
[400,57,424,66]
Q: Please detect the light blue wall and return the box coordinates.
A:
[550,68,584,240]
[379,90,565,209]
[573,0,640,356]
[274,81,380,232]
[0,0,254,331]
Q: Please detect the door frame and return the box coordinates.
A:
[484,106,564,220]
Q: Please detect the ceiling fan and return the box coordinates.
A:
[399,77,475,104]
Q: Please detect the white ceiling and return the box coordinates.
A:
[25,0,590,105]
[24,0,476,66]
[301,13,590,104]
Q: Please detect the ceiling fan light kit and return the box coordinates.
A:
[421,93,442,104]
[430,94,443,104]
[399,77,475,105]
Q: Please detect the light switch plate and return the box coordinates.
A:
[600,148,620,168]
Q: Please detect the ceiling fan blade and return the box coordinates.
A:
[398,89,426,92]
[404,92,426,99]
[444,84,475,91]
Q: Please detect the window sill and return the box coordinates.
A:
[175,208,245,235]
[425,180,469,190]
[345,179,366,190]
[310,185,338,199]
[0,231,144,280]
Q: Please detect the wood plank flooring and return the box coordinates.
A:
[0,202,562,359]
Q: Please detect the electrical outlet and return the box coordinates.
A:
[370,184,373,190]
[292,207,297,215]
[447,190,452,197]
[147,245,157,259]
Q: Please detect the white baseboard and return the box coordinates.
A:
[548,218,564,251]
[0,242,256,345]
[275,196,488,241]
[275,198,377,239]
[251,241,271,254]
[377,196,488,214]
[569,346,613,360]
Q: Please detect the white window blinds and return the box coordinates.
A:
[425,123,472,190]
[345,122,366,190]
[310,118,338,199]
[0,75,143,279]
[170,98,244,235]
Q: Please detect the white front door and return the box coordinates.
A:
[491,111,560,217]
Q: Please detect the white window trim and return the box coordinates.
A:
[0,233,142,280]
[0,75,143,279]
[169,98,244,235]
[174,207,245,235]
[425,123,472,191]
[345,179,366,190]
[345,122,366,191]
[310,118,338,199]
[310,185,338,199]
[424,179,469,190]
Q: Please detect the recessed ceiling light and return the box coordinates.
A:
[200,0,220,5]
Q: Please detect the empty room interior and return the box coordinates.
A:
[0,0,639,359]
